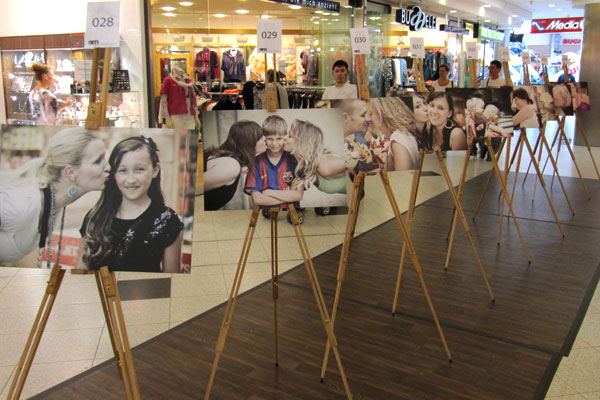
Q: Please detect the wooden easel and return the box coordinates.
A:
[204,206,353,399]
[467,59,479,89]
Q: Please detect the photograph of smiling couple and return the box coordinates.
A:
[0,126,197,273]
[200,108,348,211]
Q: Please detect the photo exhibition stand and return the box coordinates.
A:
[321,54,452,386]
[7,48,141,400]
[203,61,353,400]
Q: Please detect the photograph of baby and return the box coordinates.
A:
[446,87,514,138]
[201,108,347,211]
[0,125,197,273]
[511,86,541,129]
[569,82,591,112]
[531,85,557,122]
[550,83,575,116]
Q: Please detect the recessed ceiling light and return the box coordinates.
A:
[556,8,562,11]
[449,9,457,13]
[261,14,270,19]
[289,5,302,9]
[313,20,320,24]
[235,9,249,14]
[161,6,175,11]
[214,13,226,18]
[315,10,324,13]
[483,4,491,7]
[179,1,193,5]
[512,14,518,17]
[343,5,353,8]
[163,12,176,16]
[323,12,331,15]
[484,19,490,22]
[548,4,555,7]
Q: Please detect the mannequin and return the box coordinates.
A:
[158,64,199,129]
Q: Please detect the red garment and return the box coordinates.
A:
[160,75,197,116]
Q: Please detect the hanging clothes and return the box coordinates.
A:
[221,49,245,83]
[195,47,219,82]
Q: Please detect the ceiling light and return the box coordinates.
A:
[512,14,517,17]
[343,5,353,8]
[261,14,270,19]
[483,4,491,7]
[323,12,331,15]
[484,19,490,22]
[214,13,226,18]
[548,4,555,7]
[313,20,320,24]
[315,10,324,13]
[179,1,193,5]
[163,12,176,16]
[161,6,175,11]
[556,8,562,11]
[289,5,302,9]
[235,9,249,14]
[449,9,457,13]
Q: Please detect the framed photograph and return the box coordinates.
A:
[569,82,591,112]
[0,125,197,273]
[550,83,575,116]
[532,85,558,122]
[201,108,347,211]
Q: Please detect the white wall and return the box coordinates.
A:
[0,0,148,127]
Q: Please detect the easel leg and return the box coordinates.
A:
[559,126,591,199]
[435,150,495,302]
[497,137,512,244]
[97,267,141,400]
[289,205,353,399]
[575,110,600,180]
[7,264,66,400]
[205,207,260,400]
[472,138,507,220]
[392,151,424,315]
[380,170,452,361]
[321,172,364,381]
[540,131,575,215]
[522,127,544,188]
[270,208,280,366]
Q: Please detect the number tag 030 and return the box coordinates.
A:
[257,20,282,54]
[350,28,370,55]
[85,1,121,48]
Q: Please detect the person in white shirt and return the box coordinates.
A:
[481,60,506,88]
[430,64,455,92]
[322,60,358,100]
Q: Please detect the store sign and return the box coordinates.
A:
[84,1,121,48]
[479,26,504,41]
[439,24,469,35]
[257,20,282,54]
[395,6,437,31]
[267,0,340,12]
[350,28,370,55]
[562,38,582,45]
[531,17,583,34]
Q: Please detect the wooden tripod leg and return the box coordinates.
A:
[380,170,452,361]
[97,267,141,400]
[392,151,424,315]
[522,127,544,188]
[321,172,364,381]
[435,150,495,302]
[270,208,280,366]
[7,264,66,400]
[509,134,525,206]
[445,141,473,270]
[532,126,552,202]
[550,127,563,188]
[485,138,531,264]
[559,128,591,199]
[521,132,566,237]
[94,270,121,378]
[497,137,512,243]
[288,205,353,399]
[473,138,507,220]
[575,110,600,180]
[205,207,260,400]
[540,132,575,215]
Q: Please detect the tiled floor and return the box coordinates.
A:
[1,121,599,399]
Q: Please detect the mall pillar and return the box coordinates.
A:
[576,2,600,146]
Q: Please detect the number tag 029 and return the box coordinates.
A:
[85,1,121,48]
[350,28,370,55]
[257,19,282,54]
[409,37,425,58]
[466,42,478,60]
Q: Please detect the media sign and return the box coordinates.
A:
[395,6,437,31]
[531,17,584,34]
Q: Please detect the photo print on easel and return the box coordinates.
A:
[0,125,197,273]
[531,84,558,122]
[550,83,575,116]
[569,82,591,111]
[446,87,514,138]
[201,108,347,211]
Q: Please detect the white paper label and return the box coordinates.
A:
[257,20,282,54]
[399,47,410,57]
[500,46,510,62]
[350,28,370,55]
[74,59,93,81]
[466,42,478,60]
[562,54,569,65]
[522,52,531,64]
[541,55,549,65]
[84,2,121,49]
[410,37,425,58]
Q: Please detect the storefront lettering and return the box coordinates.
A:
[267,0,340,12]
[531,17,584,34]
[563,38,582,45]
[395,6,437,31]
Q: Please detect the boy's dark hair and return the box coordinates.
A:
[263,115,287,137]
[332,60,349,71]
[490,60,502,69]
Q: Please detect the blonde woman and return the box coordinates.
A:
[284,119,346,194]
[29,63,70,125]
[368,97,419,171]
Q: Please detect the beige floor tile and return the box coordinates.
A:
[119,298,171,326]
[0,267,18,278]
[94,322,171,363]
[170,294,227,324]
[0,278,10,294]
[3,274,52,288]
[191,241,222,266]
[555,347,600,392]
[574,311,600,347]
[0,365,14,395]
[171,273,228,297]
[258,237,302,261]
[304,235,345,258]
[53,280,103,305]
[545,374,578,397]
[223,271,271,296]
[580,391,600,400]
[0,334,28,366]
[17,360,93,399]
[221,261,271,277]
[0,284,46,309]
[14,267,51,277]
[118,271,170,280]
[44,303,106,332]
[218,238,269,264]
[28,328,102,365]
[193,211,216,242]
[0,306,38,335]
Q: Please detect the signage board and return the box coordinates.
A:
[350,28,370,55]
[466,42,478,59]
[439,24,469,34]
[257,20,282,54]
[84,1,121,48]
[409,37,425,58]
[395,6,437,31]
[266,0,340,12]
[531,17,583,34]
[479,26,504,41]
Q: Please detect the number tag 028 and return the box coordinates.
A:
[350,28,370,55]
[85,1,121,48]
[257,19,282,54]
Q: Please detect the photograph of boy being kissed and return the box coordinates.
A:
[244,115,304,208]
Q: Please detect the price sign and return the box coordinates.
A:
[257,19,282,54]
[399,47,410,57]
[500,46,510,62]
[350,28,370,55]
[409,37,425,58]
[522,52,531,64]
[466,42,478,60]
[84,2,121,48]
[562,54,569,65]
[541,55,549,65]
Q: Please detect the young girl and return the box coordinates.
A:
[79,136,183,273]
